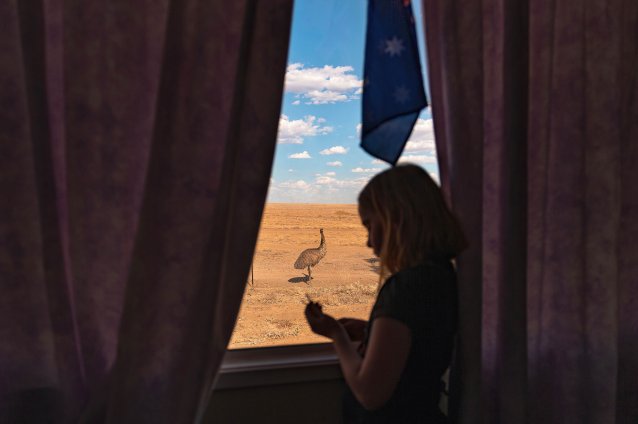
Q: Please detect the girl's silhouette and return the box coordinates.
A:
[305,164,467,423]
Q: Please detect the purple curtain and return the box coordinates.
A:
[423,0,638,423]
[0,1,293,422]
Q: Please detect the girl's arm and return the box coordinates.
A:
[305,303,411,410]
[337,317,367,341]
[332,317,411,410]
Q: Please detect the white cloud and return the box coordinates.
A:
[428,172,440,184]
[285,63,363,104]
[305,90,348,103]
[288,169,294,172]
[320,146,349,155]
[279,180,311,190]
[356,123,362,137]
[267,174,373,203]
[371,159,386,165]
[315,176,337,185]
[398,154,437,165]
[327,161,343,167]
[289,151,312,159]
[278,114,333,144]
[314,175,371,189]
[292,100,300,105]
[404,118,436,153]
[352,167,381,173]
[315,171,337,182]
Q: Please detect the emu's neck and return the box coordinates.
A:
[319,232,326,250]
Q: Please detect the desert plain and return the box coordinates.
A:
[228,203,380,349]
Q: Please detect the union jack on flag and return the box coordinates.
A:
[360,0,428,165]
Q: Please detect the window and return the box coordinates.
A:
[227,0,438,351]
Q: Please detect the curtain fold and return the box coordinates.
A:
[0,1,293,422]
[422,0,638,423]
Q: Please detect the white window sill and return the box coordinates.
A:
[215,343,342,390]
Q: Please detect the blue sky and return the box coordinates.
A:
[267,0,438,204]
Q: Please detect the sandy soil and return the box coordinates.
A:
[228,203,380,349]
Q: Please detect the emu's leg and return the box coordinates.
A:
[307,265,312,283]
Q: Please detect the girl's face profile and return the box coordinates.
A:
[358,203,383,257]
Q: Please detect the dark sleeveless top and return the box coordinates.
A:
[342,259,458,423]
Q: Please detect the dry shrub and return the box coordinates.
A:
[263,318,301,339]
[310,282,377,306]
[334,210,355,216]
[253,291,289,305]
[232,281,377,348]
[230,317,302,346]
[242,282,377,309]
[244,287,309,305]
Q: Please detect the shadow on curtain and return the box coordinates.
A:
[0,0,293,422]
[422,0,638,423]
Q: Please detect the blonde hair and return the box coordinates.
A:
[358,164,467,284]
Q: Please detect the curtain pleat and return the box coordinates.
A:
[0,1,293,422]
[423,0,638,422]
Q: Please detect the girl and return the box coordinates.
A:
[305,164,467,423]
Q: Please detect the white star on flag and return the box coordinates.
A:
[384,36,405,57]
[394,86,410,103]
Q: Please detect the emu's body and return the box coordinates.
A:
[294,229,326,282]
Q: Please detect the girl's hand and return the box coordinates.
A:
[304,301,342,340]
[337,318,368,341]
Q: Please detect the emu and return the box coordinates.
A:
[294,228,326,283]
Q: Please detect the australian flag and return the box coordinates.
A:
[361,0,428,165]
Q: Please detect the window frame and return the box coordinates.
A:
[216,342,341,390]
